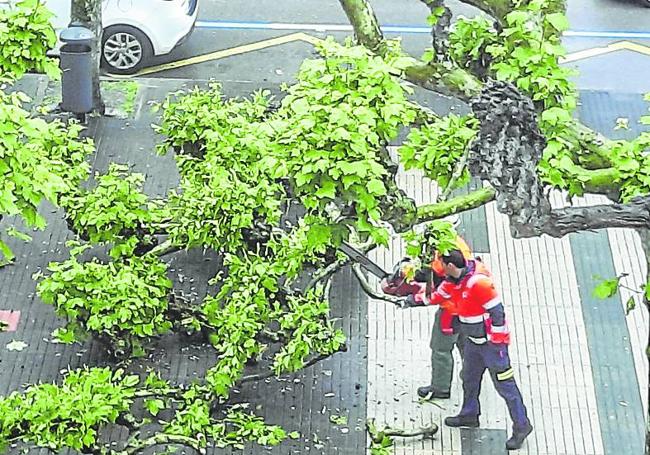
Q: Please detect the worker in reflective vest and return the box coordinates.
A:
[382,236,471,400]
[404,249,533,451]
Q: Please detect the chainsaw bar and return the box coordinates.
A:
[338,241,389,279]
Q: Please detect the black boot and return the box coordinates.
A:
[506,423,533,450]
[417,385,451,399]
[444,414,479,428]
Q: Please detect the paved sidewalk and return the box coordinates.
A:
[366,93,649,454]
[0,75,647,455]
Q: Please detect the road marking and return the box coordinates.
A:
[195,19,650,40]
[109,33,650,78]
[118,32,320,78]
[565,30,650,40]
[561,40,650,63]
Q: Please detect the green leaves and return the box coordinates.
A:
[36,253,173,352]
[0,0,59,80]
[448,16,498,69]
[593,277,621,299]
[545,12,570,32]
[0,89,91,240]
[399,114,477,190]
[62,163,156,252]
[0,368,138,451]
[272,288,346,375]
[403,220,458,262]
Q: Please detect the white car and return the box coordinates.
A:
[2,0,198,74]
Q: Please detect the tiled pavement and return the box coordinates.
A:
[366,93,650,454]
[0,75,648,454]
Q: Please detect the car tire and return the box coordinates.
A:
[101,25,153,75]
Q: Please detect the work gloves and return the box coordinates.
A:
[396,294,425,309]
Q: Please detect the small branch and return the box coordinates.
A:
[351,264,402,305]
[117,433,204,455]
[440,146,471,202]
[238,349,346,384]
[454,0,512,25]
[307,241,376,290]
[146,239,182,258]
[367,418,438,443]
[419,0,453,63]
[133,388,183,400]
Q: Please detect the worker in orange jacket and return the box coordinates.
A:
[403,249,533,451]
[382,235,472,400]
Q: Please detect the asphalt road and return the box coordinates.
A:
[140,0,650,94]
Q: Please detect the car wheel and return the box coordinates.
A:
[101,25,153,75]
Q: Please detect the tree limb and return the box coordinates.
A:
[419,0,452,62]
[351,264,403,304]
[415,187,496,226]
[115,433,204,455]
[535,197,650,238]
[403,62,482,102]
[337,0,385,53]
[454,0,514,24]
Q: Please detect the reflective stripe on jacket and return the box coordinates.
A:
[427,260,510,344]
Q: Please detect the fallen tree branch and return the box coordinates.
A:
[115,433,204,455]
[351,264,402,304]
[366,418,438,443]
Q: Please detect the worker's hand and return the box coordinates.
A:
[396,294,424,309]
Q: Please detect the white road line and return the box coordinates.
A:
[195,20,650,40]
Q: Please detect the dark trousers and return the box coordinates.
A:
[459,341,530,431]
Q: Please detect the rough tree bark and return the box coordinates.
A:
[337,0,385,53]
[419,0,452,63]
[468,81,650,238]
[338,0,650,237]
[71,0,104,113]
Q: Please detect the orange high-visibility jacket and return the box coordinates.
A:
[427,260,510,344]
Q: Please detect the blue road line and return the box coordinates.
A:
[195,19,650,40]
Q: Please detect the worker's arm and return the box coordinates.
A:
[474,277,509,343]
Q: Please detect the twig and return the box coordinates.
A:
[238,348,346,384]
[114,433,204,455]
[146,239,182,258]
[351,264,402,305]
[440,145,470,202]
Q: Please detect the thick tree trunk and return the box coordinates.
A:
[71,0,104,113]
[468,81,650,238]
